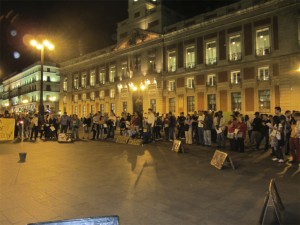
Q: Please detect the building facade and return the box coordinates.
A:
[0,62,60,114]
[59,0,300,118]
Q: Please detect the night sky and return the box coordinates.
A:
[0,0,239,78]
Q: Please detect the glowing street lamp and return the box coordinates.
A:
[22,99,29,104]
[30,38,55,116]
[49,96,56,102]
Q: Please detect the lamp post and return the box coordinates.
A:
[30,39,54,117]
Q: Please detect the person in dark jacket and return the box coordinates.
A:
[203,111,213,146]
[251,112,262,147]
[256,114,271,151]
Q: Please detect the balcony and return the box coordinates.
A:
[167,66,176,73]
[256,47,271,56]
[185,62,196,70]
[206,81,217,89]
[205,58,217,66]
[229,77,242,88]
[228,52,242,62]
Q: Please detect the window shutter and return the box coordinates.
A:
[197,92,204,109]
[275,85,280,106]
[244,23,253,56]
[219,30,226,60]
[105,89,110,97]
[197,36,203,64]
[243,67,254,80]
[219,90,228,111]
[245,88,254,111]
[218,71,228,83]
[273,16,279,50]
[177,77,184,88]
[178,42,183,68]
[273,63,279,76]
[196,74,205,85]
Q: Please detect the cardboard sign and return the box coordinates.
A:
[259,179,285,225]
[210,150,235,170]
[0,118,15,141]
[115,136,129,144]
[27,216,119,225]
[128,138,142,146]
[172,140,184,153]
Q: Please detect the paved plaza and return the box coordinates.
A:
[0,139,299,225]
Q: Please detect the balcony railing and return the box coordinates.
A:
[228,52,242,62]
[256,47,271,56]
[206,81,217,87]
[185,62,196,70]
[205,58,217,66]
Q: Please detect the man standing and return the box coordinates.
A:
[91,112,100,140]
[192,111,199,144]
[147,108,156,141]
[197,110,204,145]
[256,114,271,151]
[203,111,213,147]
[177,112,186,139]
[251,112,262,148]
[168,112,176,141]
[60,112,69,134]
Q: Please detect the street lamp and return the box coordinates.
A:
[30,39,54,116]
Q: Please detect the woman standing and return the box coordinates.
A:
[236,116,247,153]
[71,114,80,141]
[227,115,238,151]
[184,114,193,144]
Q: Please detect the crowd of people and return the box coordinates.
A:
[1,106,300,166]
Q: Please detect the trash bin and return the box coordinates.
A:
[19,152,27,162]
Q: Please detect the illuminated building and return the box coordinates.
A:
[59,0,300,117]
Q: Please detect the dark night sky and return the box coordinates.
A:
[0,0,239,78]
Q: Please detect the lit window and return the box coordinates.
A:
[74,94,78,102]
[150,99,156,112]
[82,93,86,101]
[187,96,195,112]
[81,74,87,88]
[63,96,67,104]
[99,90,105,99]
[111,103,115,112]
[207,74,216,86]
[207,94,216,110]
[63,78,68,91]
[121,62,128,77]
[186,77,195,89]
[169,98,176,113]
[99,69,106,84]
[82,105,86,117]
[186,46,195,69]
[168,51,176,72]
[110,89,115,98]
[100,104,104,113]
[229,35,241,61]
[90,71,96,86]
[230,70,241,84]
[258,66,269,81]
[74,106,78,115]
[91,105,95,114]
[206,41,217,65]
[109,66,116,82]
[74,77,79,89]
[259,90,270,111]
[256,27,270,56]
[90,92,95,101]
[168,80,175,91]
[231,92,241,112]
[148,55,156,72]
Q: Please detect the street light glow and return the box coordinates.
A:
[30,39,37,46]
[30,39,54,50]
[22,99,29,104]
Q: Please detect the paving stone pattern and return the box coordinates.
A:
[0,140,299,225]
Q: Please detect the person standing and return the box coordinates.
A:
[271,107,286,163]
[203,111,213,147]
[289,112,300,165]
[216,111,226,149]
[284,110,293,155]
[227,115,238,151]
[147,108,156,141]
[256,114,271,151]
[60,112,69,133]
[184,114,193,144]
[30,114,39,141]
[251,112,262,148]
[197,110,205,145]
[163,113,170,141]
[71,114,80,141]
[91,112,100,140]
[236,116,247,153]
[168,112,176,141]
[192,111,199,144]
[107,111,116,139]
[82,115,92,140]
[177,112,186,139]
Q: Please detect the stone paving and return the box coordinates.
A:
[0,139,299,225]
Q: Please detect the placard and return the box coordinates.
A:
[128,138,142,146]
[0,118,15,141]
[210,150,235,170]
[27,215,119,225]
[259,179,285,225]
[171,140,184,153]
[115,136,129,144]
